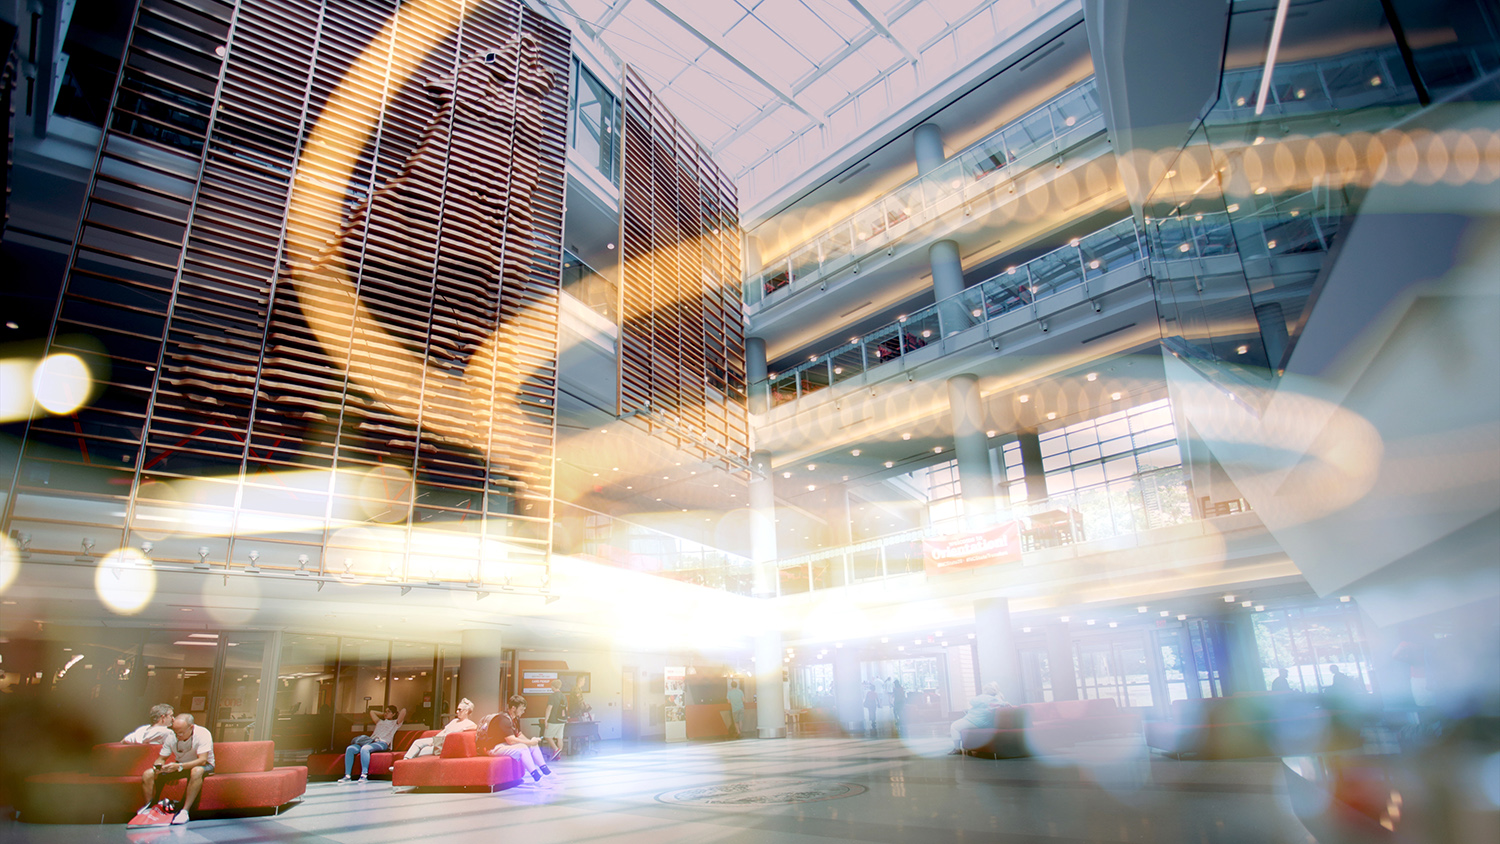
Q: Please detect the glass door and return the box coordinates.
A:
[214,634,266,741]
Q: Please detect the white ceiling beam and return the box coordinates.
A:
[843,0,918,64]
[595,0,634,29]
[544,0,628,70]
[640,0,823,126]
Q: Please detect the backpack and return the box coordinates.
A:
[475,713,501,752]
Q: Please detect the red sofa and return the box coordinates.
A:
[1145,693,1362,759]
[390,731,524,791]
[20,740,306,824]
[960,698,1144,758]
[305,729,436,779]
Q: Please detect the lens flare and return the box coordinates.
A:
[0,535,19,593]
[32,353,91,415]
[95,548,156,614]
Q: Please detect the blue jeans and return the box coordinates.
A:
[344,736,390,777]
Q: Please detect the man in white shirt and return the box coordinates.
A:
[140,714,214,825]
[122,704,174,744]
[402,698,476,759]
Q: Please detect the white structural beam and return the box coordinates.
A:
[844,0,918,64]
[640,0,823,125]
[596,0,633,29]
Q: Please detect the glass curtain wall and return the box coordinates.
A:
[1253,603,1372,694]
[570,58,620,181]
[273,634,338,756]
[389,642,438,728]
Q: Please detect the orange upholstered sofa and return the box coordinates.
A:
[20,740,306,824]
[960,698,1144,758]
[390,731,524,791]
[305,729,436,779]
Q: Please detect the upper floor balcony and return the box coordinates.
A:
[752,185,1344,414]
[743,79,1106,313]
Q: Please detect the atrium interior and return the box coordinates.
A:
[0,0,1497,842]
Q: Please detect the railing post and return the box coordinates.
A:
[860,339,868,374]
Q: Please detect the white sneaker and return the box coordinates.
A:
[358,774,368,783]
[336,775,352,783]
[170,810,189,825]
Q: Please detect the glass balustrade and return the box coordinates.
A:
[744,79,1106,307]
[560,250,617,322]
[770,464,1219,597]
[1209,42,1499,124]
[760,216,1148,408]
[757,188,1349,411]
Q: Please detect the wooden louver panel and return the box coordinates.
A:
[617,66,748,469]
[9,0,571,583]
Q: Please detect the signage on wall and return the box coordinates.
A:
[521,670,559,695]
[922,522,1022,574]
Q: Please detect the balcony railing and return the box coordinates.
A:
[744,79,1105,307]
[755,186,1347,412]
[773,465,1227,596]
[1209,42,1500,124]
[560,250,617,322]
[757,215,1147,408]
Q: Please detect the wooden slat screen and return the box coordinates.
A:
[4,0,571,586]
[617,65,747,471]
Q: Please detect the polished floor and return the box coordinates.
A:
[0,736,1316,844]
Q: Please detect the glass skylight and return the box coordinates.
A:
[544,0,1068,205]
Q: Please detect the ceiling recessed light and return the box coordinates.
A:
[1111,392,1121,400]
[883,461,894,468]
[3,321,17,330]
[1046,412,1056,420]
[1086,372,1097,381]
[806,464,816,471]
[1236,345,1249,355]
[901,433,911,440]
[1177,614,1187,620]
[850,449,861,457]
[986,430,996,437]
[1018,394,1029,403]
[607,242,616,249]
[1224,595,1236,602]
[932,446,942,454]
[782,471,792,478]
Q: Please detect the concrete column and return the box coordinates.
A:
[458,629,506,716]
[749,450,778,598]
[746,336,769,414]
[754,632,786,739]
[930,240,964,300]
[832,647,863,734]
[1254,302,1289,370]
[1015,431,1048,503]
[946,374,995,526]
[1046,623,1079,701]
[930,239,971,336]
[974,598,1023,705]
[1220,615,1264,695]
[914,123,945,176]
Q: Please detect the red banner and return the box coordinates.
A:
[923,522,1022,575]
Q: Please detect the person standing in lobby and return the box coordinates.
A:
[541,680,567,761]
[726,679,745,739]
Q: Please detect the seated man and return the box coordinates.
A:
[123,703,174,745]
[402,698,476,759]
[484,695,553,783]
[338,704,406,783]
[140,714,213,825]
[949,682,1007,755]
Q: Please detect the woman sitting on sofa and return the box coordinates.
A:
[402,698,476,759]
[338,705,406,782]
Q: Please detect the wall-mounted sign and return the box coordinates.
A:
[923,522,1022,575]
[521,670,559,695]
